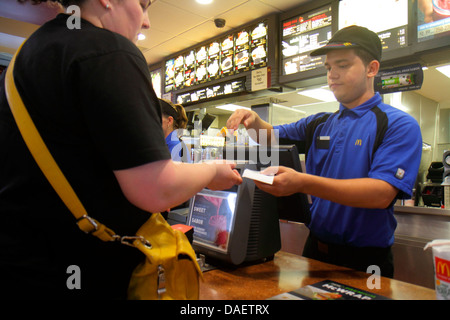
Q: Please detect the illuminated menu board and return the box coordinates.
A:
[150,68,162,98]
[417,0,450,42]
[220,34,234,77]
[174,54,185,89]
[164,21,268,94]
[165,58,175,93]
[281,5,333,76]
[184,50,196,87]
[251,22,268,69]
[339,0,408,52]
[235,29,250,73]
[176,78,246,105]
[208,41,221,81]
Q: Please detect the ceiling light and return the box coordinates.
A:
[196,0,213,4]
[298,88,336,102]
[138,33,146,41]
[273,104,306,114]
[436,64,450,78]
[215,104,250,112]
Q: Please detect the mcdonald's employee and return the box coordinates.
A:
[226,25,422,277]
[160,99,191,162]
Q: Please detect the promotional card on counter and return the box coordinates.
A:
[268,280,391,300]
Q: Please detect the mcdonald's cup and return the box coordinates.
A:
[427,240,450,300]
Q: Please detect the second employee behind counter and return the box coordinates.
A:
[226,25,422,278]
[160,98,191,162]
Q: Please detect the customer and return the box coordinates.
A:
[160,98,191,162]
[0,0,241,299]
[226,25,422,278]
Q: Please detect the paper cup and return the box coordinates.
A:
[425,239,450,300]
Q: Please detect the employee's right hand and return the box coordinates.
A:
[226,109,259,132]
[206,161,243,191]
[254,166,302,197]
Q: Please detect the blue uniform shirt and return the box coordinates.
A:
[274,93,422,248]
[166,130,191,162]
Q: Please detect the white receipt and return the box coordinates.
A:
[242,169,274,185]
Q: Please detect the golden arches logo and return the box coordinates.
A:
[436,257,450,282]
[355,139,362,146]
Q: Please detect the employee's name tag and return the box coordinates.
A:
[316,136,330,149]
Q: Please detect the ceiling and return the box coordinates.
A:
[1,0,450,116]
[0,0,306,63]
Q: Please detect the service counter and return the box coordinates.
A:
[393,205,450,288]
[199,251,436,300]
[276,204,450,290]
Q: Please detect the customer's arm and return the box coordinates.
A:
[114,160,242,213]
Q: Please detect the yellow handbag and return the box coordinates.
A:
[5,43,202,300]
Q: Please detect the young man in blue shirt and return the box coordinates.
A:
[226,25,422,277]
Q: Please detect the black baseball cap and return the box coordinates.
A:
[310,25,382,62]
[159,99,179,120]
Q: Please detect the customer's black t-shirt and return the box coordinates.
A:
[0,14,171,299]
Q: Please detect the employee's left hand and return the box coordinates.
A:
[253,166,302,197]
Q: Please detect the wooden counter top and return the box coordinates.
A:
[199,251,436,300]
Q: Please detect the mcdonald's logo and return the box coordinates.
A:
[355,139,362,146]
[435,256,450,282]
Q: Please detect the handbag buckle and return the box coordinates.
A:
[119,235,151,248]
[76,215,98,234]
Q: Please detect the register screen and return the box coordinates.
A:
[188,190,237,253]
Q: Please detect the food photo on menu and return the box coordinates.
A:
[251,45,266,65]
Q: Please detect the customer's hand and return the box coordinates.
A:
[206,161,243,190]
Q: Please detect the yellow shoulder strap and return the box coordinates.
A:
[4,43,116,242]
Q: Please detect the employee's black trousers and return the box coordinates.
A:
[302,234,394,278]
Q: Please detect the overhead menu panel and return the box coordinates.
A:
[339,0,409,52]
[164,20,269,95]
[281,5,333,76]
[416,0,450,43]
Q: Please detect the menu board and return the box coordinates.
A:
[164,58,175,93]
[208,41,221,80]
[176,78,246,105]
[221,34,235,77]
[184,50,196,87]
[339,0,408,52]
[164,21,268,94]
[174,54,185,89]
[417,0,450,42]
[150,68,162,98]
[251,22,268,69]
[235,29,250,73]
[281,5,333,76]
